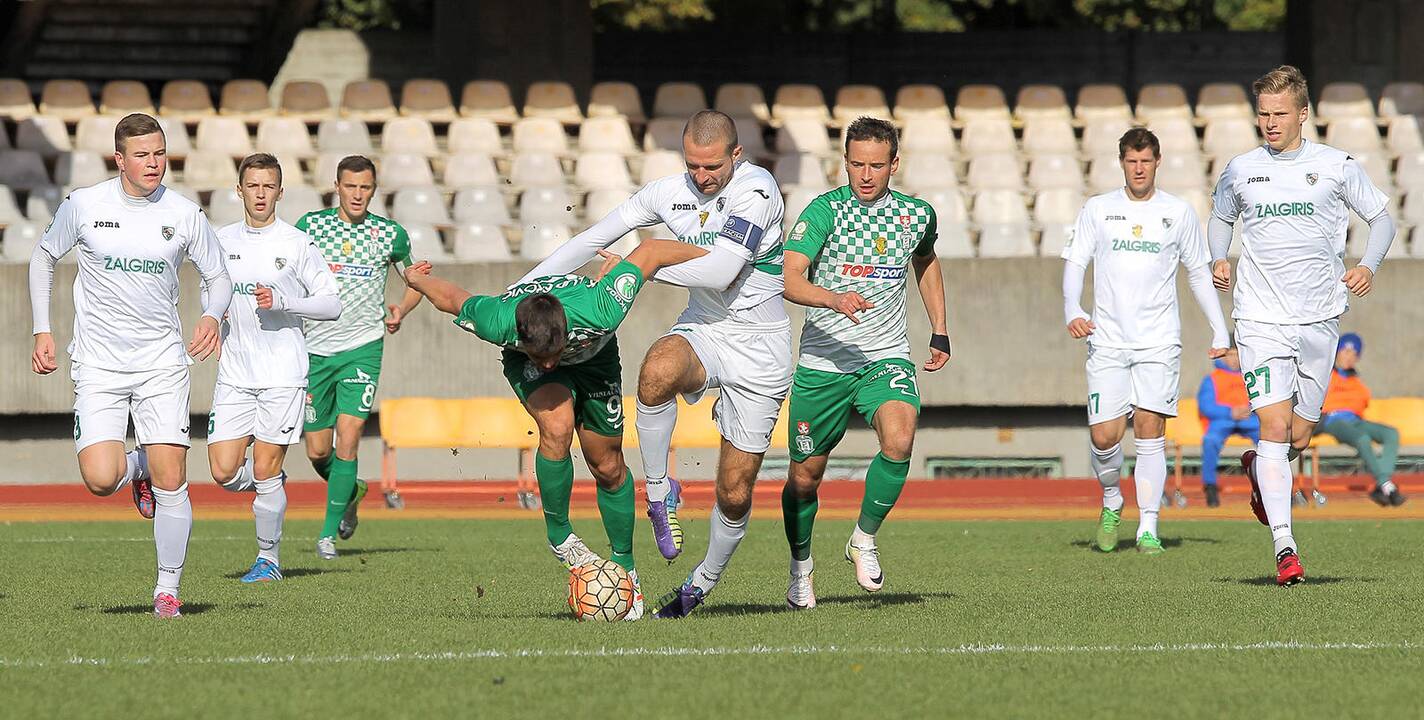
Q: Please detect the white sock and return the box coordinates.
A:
[790,556,814,576]
[115,448,149,492]
[1134,437,1167,538]
[1256,440,1296,554]
[152,483,192,599]
[1380,479,1398,494]
[221,457,256,493]
[690,503,747,594]
[253,472,287,566]
[850,526,874,546]
[1091,443,1125,512]
[636,398,677,503]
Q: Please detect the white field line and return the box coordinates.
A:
[0,640,1416,669]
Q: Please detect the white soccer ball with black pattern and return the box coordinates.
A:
[567,559,634,621]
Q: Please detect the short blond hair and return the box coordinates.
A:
[1252,65,1310,110]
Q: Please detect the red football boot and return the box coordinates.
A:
[1240,450,1269,526]
[1275,549,1305,587]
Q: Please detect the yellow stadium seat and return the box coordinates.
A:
[1363,397,1424,445]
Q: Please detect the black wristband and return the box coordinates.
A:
[930,333,951,355]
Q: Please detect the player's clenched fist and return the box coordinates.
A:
[1212,259,1232,292]
[1066,317,1095,339]
[829,291,874,324]
[32,332,57,375]
[188,315,221,361]
[254,283,274,310]
[1342,266,1373,297]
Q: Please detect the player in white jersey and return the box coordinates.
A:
[1209,66,1394,586]
[1063,128,1230,556]
[517,111,789,618]
[208,154,341,582]
[29,114,232,618]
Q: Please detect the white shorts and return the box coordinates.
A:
[209,382,306,445]
[1085,343,1181,425]
[1235,317,1340,422]
[71,363,191,451]
[667,320,793,454]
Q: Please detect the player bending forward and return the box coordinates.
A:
[780,117,950,609]
[405,239,709,621]
[30,113,232,618]
[208,154,341,582]
[1064,128,1230,555]
[1211,66,1394,585]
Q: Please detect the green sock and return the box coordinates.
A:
[597,469,636,572]
[781,481,818,562]
[321,457,357,539]
[857,452,910,535]
[312,454,332,482]
[535,452,575,548]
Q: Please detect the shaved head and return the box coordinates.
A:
[683,109,738,153]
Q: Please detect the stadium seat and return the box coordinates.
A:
[639,150,683,184]
[1195,82,1252,122]
[899,116,958,156]
[653,82,707,119]
[180,150,237,191]
[772,154,830,191]
[1014,84,1071,123]
[512,117,570,155]
[934,221,976,258]
[1087,154,1124,193]
[1027,154,1082,191]
[460,80,520,124]
[967,153,1024,192]
[162,183,201,206]
[1300,115,1321,142]
[195,117,254,157]
[714,83,770,124]
[40,79,96,122]
[574,152,634,191]
[270,153,309,187]
[1135,83,1192,124]
[0,79,37,121]
[774,118,833,155]
[523,81,582,125]
[1395,152,1424,193]
[1075,84,1131,123]
[584,189,635,246]
[1316,82,1375,124]
[897,154,959,192]
[256,117,316,159]
[399,79,456,122]
[578,116,637,154]
[404,222,453,261]
[1325,116,1384,155]
[643,117,684,153]
[278,80,333,122]
[1380,81,1424,120]
[442,153,500,189]
[978,222,1036,258]
[1350,152,1393,192]
[509,153,565,187]
[452,222,513,261]
[519,186,576,225]
[207,187,245,226]
[1202,117,1260,160]
[452,186,512,226]
[341,80,396,122]
[99,80,154,116]
[0,150,50,190]
[972,188,1029,226]
[317,118,374,154]
[916,187,969,225]
[381,117,439,157]
[447,118,504,156]
[772,84,831,125]
[219,80,273,121]
[1020,118,1077,157]
[916,189,973,257]
[314,154,346,188]
[55,152,109,188]
[832,85,890,127]
[277,185,321,224]
[392,186,452,226]
[519,222,572,260]
[1081,118,1133,158]
[735,117,770,159]
[587,81,645,125]
[0,186,23,224]
[954,84,1011,124]
[1034,188,1083,257]
[1149,117,1200,156]
[1,220,42,262]
[1177,187,1211,230]
[159,80,215,120]
[1156,154,1206,193]
[74,115,119,155]
[26,184,61,221]
[377,154,435,191]
[959,119,1017,157]
[893,84,950,123]
[782,187,822,229]
[155,116,193,159]
[1388,115,1423,155]
[16,116,73,157]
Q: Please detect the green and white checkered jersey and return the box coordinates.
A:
[295,208,411,356]
[785,186,937,373]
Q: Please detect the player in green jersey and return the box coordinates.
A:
[402,238,707,620]
[780,117,952,608]
[296,155,425,559]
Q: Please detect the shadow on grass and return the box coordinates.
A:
[83,602,217,615]
[1070,536,1219,551]
[1214,575,1373,586]
[478,592,956,621]
[220,567,350,580]
[340,547,435,557]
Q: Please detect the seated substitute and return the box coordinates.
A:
[1318,333,1406,506]
[1196,345,1259,507]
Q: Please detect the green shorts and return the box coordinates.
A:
[304,338,384,431]
[502,337,624,438]
[787,358,921,462]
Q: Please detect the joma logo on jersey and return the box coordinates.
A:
[671,203,696,211]
[1254,202,1315,218]
[1104,214,1127,221]
[103,256,167,274]
[328,263,377,278]
[839,264,906,280]
[1247,176,1271,184]
[1111,239,1161,253]
[94,220,120,229]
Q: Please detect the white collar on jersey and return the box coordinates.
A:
[1266,138,1310,161]
[241,220,280,236]
[114,178,164,209]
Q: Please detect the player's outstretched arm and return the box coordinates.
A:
[403,261,472,316]
[622,238,710,279]
[912,252,951,371]
[516,201,643,285]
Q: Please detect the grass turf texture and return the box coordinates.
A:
[1,517,1420,718]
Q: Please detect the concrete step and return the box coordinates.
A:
[24,62,234,83]
[48,5,267,26]
[41,24,256,45]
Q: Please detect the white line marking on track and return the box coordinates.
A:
[0,641,1416,669]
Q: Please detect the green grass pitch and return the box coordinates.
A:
[1,517,1420,718]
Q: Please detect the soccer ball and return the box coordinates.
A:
[567,559,634,621]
